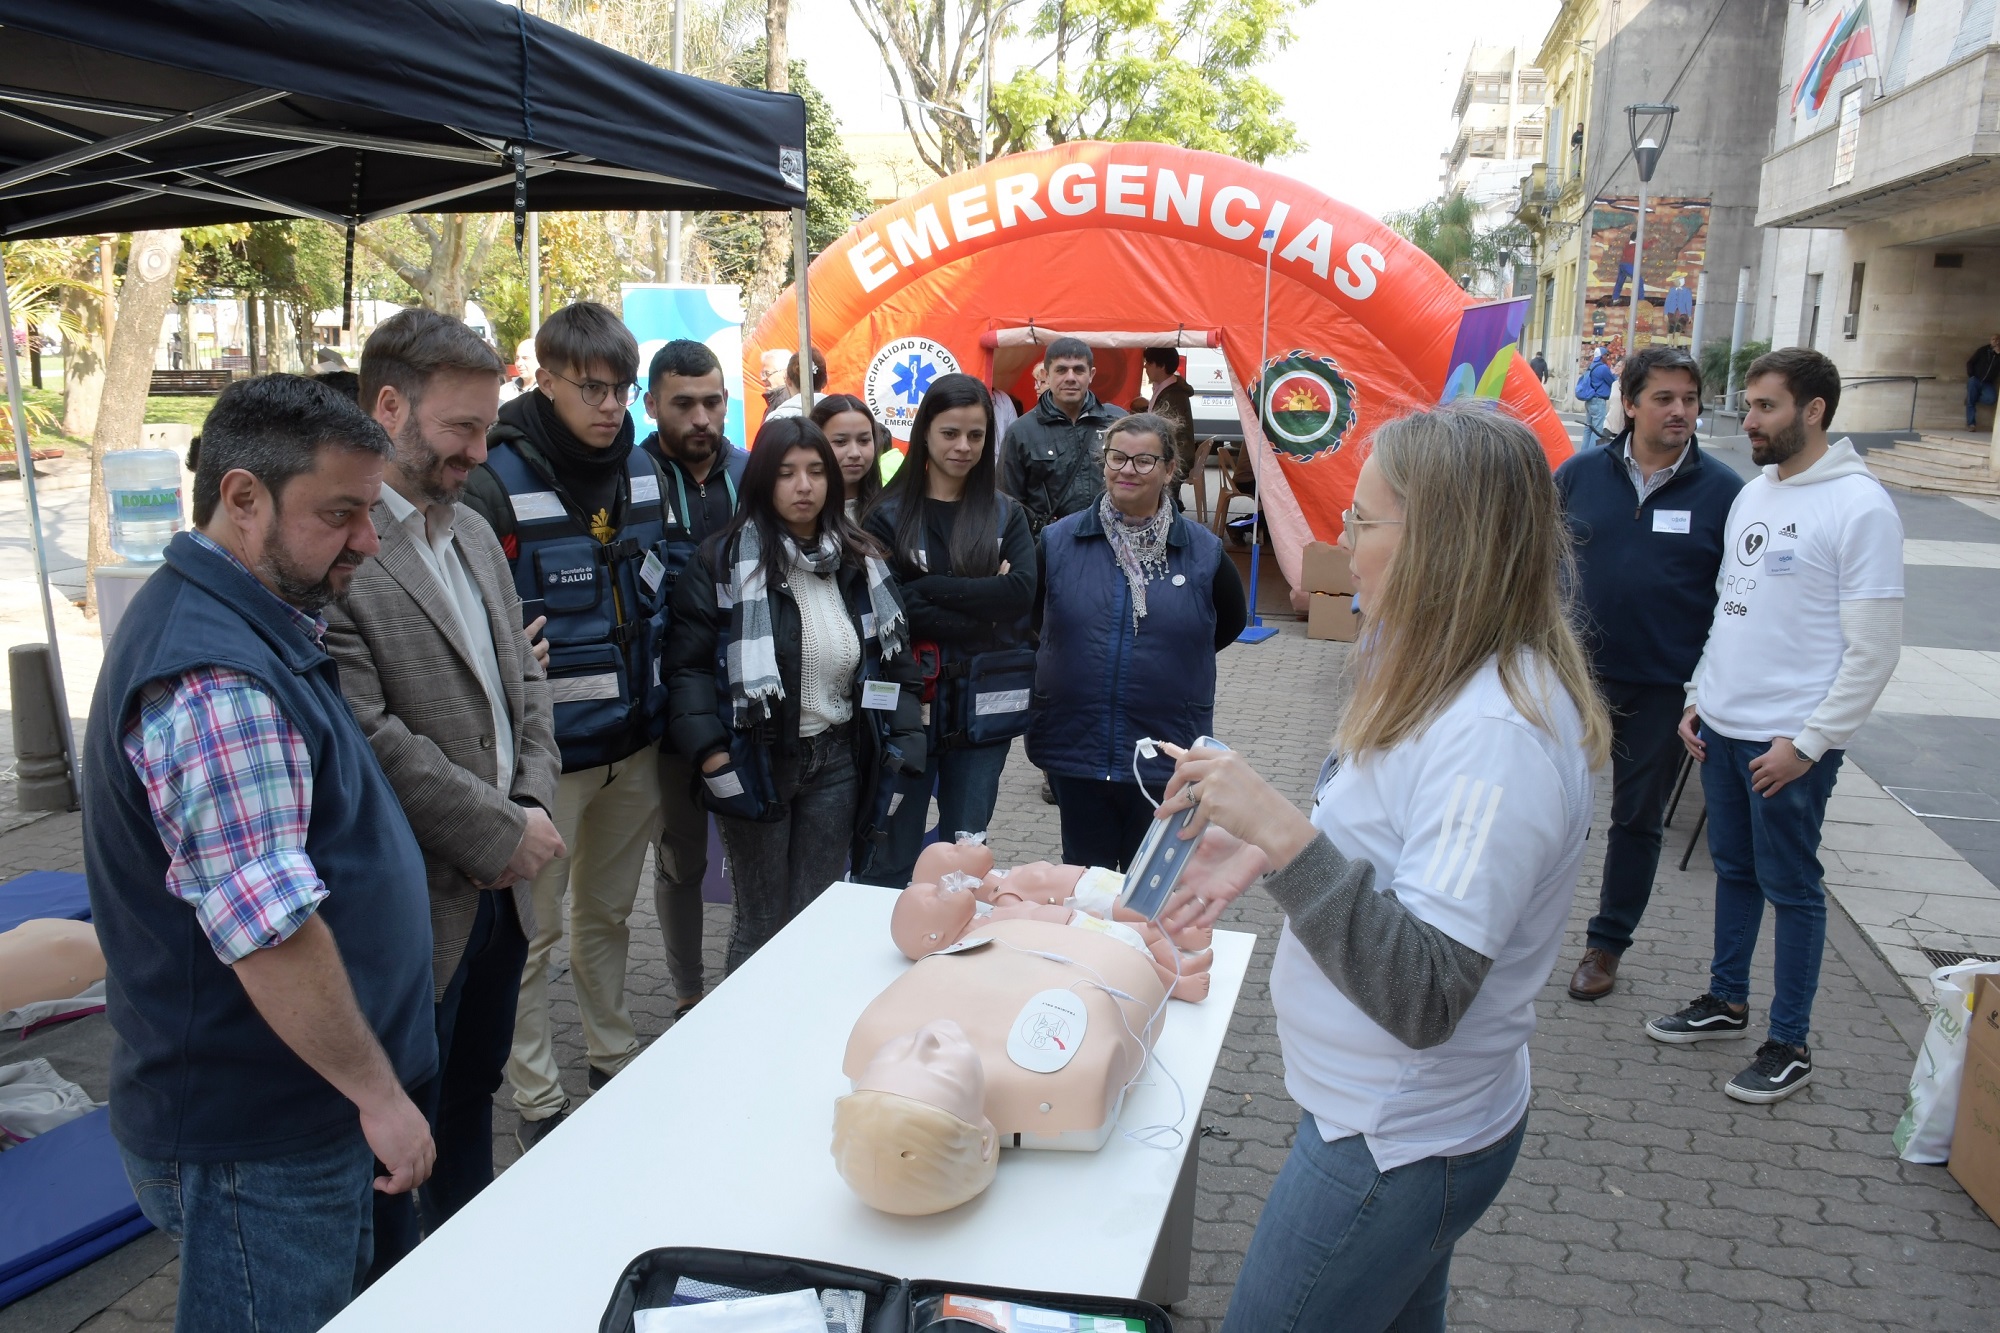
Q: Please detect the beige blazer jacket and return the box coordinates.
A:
[325,498,560,997]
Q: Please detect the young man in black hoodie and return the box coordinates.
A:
[461,303,670,1149]
[636,339,749,1017]
[1554,346,1743,1002]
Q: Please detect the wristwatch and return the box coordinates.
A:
[1791,744,1816,766]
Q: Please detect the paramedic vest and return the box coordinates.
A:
[486,442,673,771]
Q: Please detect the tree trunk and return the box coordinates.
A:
[60,275,105,439]
[84,230,184,617]
[245,293,260,374]
[743,0,793,328]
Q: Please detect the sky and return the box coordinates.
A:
[791,0,1562,219]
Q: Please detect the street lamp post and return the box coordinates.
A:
[1624,102,1677,353]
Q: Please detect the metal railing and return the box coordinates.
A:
[1840,374,1936,433]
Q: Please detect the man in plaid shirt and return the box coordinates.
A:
[85,376,437,1333]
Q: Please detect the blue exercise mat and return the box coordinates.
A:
[0,870,91,935]
[0,1107,150,1308]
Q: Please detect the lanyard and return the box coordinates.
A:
[669,457,737,534]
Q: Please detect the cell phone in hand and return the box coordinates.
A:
[1120,735,1228,920]
[521,598,546,630]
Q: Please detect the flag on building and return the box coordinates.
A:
[1792,5,1874,116]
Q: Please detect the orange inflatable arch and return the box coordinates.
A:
[746,141,1569,591]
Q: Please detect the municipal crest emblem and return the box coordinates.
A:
[1256,350,1358,461]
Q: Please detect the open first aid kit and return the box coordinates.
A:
[601,1248,1171,1333]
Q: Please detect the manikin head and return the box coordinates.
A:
[912,835,995,889]
[832,1021,998,1215]
[890,879,980,959]
[983,861,1086,907]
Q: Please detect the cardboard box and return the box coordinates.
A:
[1307,592,1360,642]
[1949,973,2000,1223]
[1300,541,1353,596]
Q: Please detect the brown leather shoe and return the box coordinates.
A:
[1567,948,1619,1001]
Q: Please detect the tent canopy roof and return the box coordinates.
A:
[0,0,808,240]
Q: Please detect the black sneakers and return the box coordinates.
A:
[1645,993,1751,1043]
[516,1107,568,1153]
[1726,1040,1814,1104]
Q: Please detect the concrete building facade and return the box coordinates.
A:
[1522,0,1788,403]
[1756,0,2000,441]
[1442,43,1547,297]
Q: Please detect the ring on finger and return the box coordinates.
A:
[1186,780,1202,804]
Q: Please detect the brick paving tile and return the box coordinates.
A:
[19,621,2000,1331]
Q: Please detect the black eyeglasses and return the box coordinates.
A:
[548,369,638,407]
[1105,448,1168,474]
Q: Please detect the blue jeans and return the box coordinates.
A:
[1224,1111,1527,1332]
[718,726,860,971]
[121,1131,377,1333]
[1699,729,1844,1047]
[1583,395,1608,446]
[860,737,1012,886]
[1966,376,1996,427]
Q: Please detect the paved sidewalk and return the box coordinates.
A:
[15,621,2000,1333]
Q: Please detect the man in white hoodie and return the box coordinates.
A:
[1647,347,1903,1104]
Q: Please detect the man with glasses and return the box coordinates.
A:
[1554,346,1741,1003]
[462,303,674,1150]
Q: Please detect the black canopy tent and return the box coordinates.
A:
[0,0,816,783]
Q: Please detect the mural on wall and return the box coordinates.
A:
[1584,195,1709,357]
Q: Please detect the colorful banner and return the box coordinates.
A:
[621,283,747,448]
[1584,196,1709,359]
[743,142,1569,590]
[1442,297,1532,404]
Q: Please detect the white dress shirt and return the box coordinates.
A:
[379,483,516,791]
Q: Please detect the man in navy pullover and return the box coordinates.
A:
[1556,347,1743,1000]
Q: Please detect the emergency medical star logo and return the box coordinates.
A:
[1256,350,1358,461]
[890,353,936,405]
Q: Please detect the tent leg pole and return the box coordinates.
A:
[0,251,79,779]
[1238,230,1278,645]
[794,208,813,416]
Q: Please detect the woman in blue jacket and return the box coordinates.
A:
[1028,413,1246,869]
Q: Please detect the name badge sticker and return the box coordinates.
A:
[1767,548,1798,575]
[639,551,666,593]
[703,768,745,798]
[509,490,566,523]
[861,679,902,711]
[630,472,661,504]
[861,611,878,640]
[1653,509,1691,534]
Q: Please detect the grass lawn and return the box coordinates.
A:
[19,386,216,451]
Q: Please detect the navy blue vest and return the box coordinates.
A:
[82,533,435,1163]
[486,442,674,770]
[1028,507,1222,790]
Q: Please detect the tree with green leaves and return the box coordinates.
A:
[850,0,1311,177]
[993,0,1308,163]
[1384,192,1529,294]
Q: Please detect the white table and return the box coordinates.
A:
[328,883,1253,1330]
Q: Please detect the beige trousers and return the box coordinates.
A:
[508,746,662,1119]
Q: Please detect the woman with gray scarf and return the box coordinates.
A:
[1027,413,1246,869]
[664,418,927,971]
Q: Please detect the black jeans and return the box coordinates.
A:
[369,889,528,1281]
[1586,679,1690,955]
[1051,775,1159,872]
[717,725,858,973]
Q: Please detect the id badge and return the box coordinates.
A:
[639,550,666,593]
[1767,548,1797,575]
[860,679,901,711]
[1652,509,1691,534]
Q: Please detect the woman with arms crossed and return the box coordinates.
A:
[1157,405,1609,1332]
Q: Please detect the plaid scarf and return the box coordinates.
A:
[1098,491,1173,631]
[725,524,908,727]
